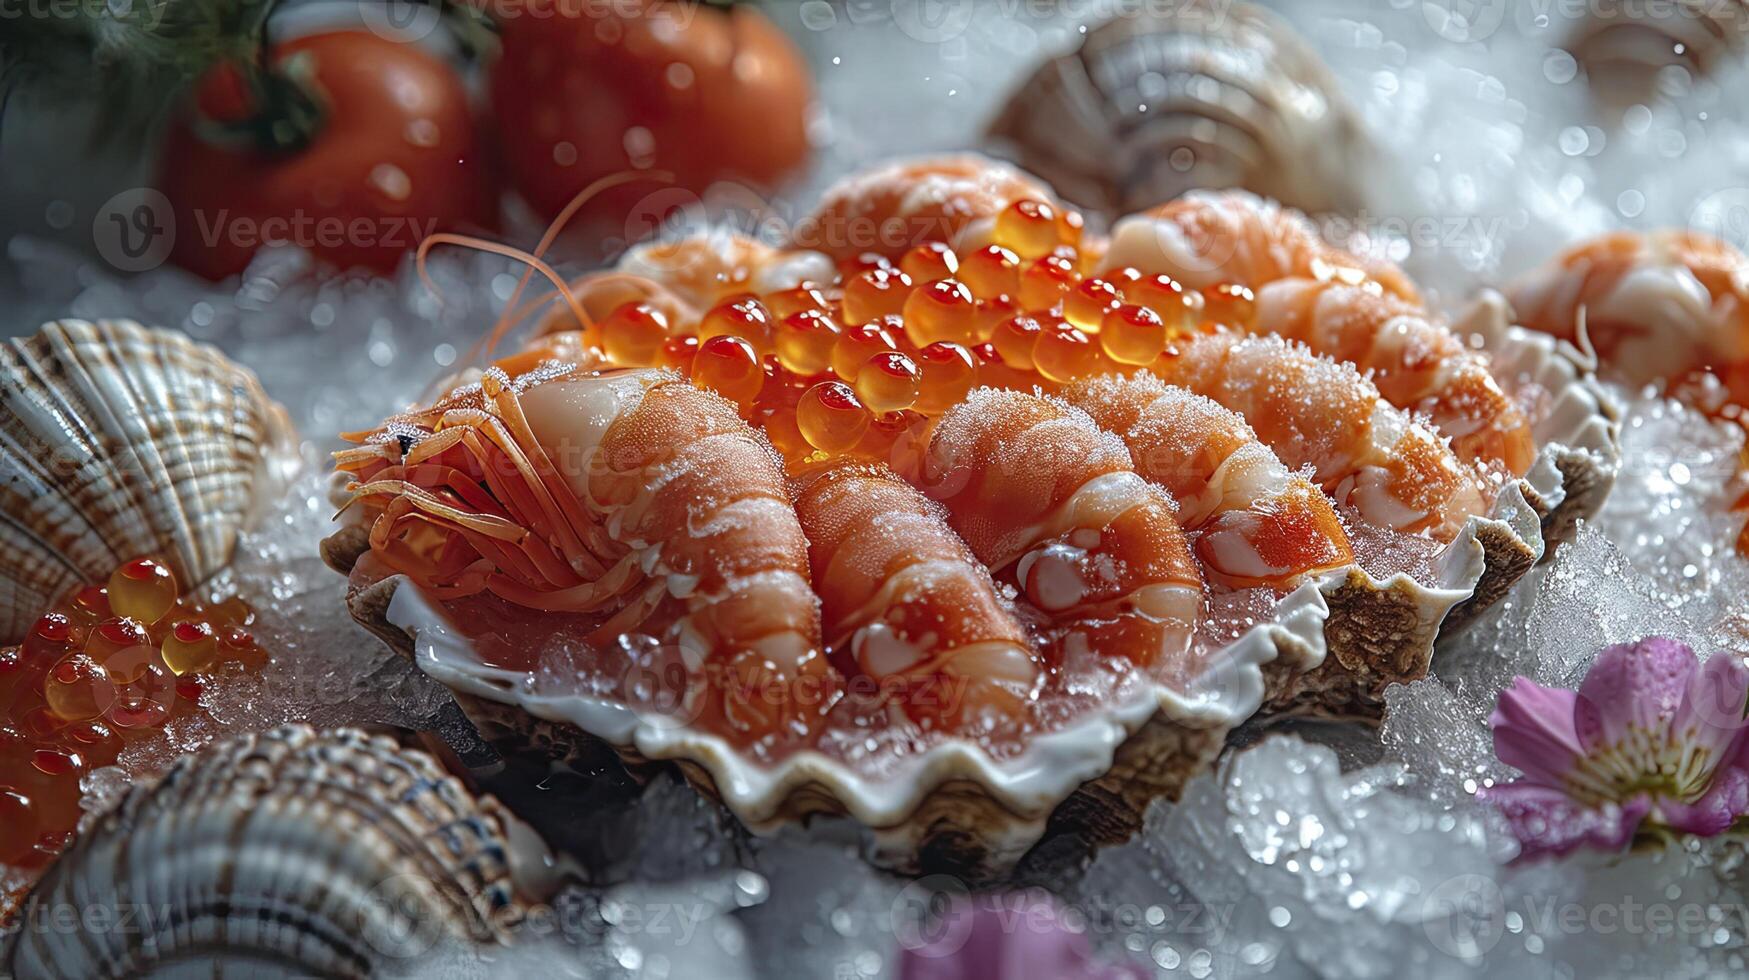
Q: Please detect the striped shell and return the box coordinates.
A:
[0,319,298,642]
[988,1,1366,217]
[1568,1,1748,105]
[2,726,541,979]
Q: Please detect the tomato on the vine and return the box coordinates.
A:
[489,0,813,234]
[157,31,496,279]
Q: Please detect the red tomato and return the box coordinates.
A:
[157,31,497,279]
[489,0,813,234]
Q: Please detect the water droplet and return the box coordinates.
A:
[624,126,657,168]
[552,141,578,167]
[404,118,440,148]
[665,62,695,90]
[44,200,73,230]
[369,163,412,202]
[1539,51,1581,84]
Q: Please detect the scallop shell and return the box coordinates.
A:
[1568,2,1748,106]
[2,726,550,979]
[1261,291,1621,719]
[0,319,299,642]
[319,297,1619,876]
[988,1,1366,217]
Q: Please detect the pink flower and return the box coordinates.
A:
[1484,637,1749,858]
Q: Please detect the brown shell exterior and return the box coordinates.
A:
[989,0,1366,216]
[0,319,297,642]
[2,726,527,978]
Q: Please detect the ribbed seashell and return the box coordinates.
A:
[988,1,1366,217]
[0,319,298,642]
[2,726,549,979]
[1568,1,1748,106]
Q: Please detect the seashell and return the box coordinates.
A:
[318,181,1618,874]
[1567,1,1748,106]
[329,561,1327,877]
[2,725,552,978]
[1258,291,1621,719]
[988,1,1367,218]
[0,319,299,642]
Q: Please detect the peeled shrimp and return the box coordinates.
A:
[1104,189,1420,301]
[1062,373,1354,590]
[1257,277,1536,478]
[791,461,1040,730]
[335,366,834,745]
[1156,332,1486,540]
[795,155,1067,263]
[1507,229,1749,393]
[911,388,1204,678]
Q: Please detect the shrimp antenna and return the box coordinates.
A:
[412,169,678,365]
[480,169,676,361]
[416,234,591,342]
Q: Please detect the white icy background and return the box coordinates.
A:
[7,0,1749,976]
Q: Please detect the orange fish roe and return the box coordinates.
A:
[550,239,1269,471]
[798,381,872,454]
[1100,304,1168,366]
[958,244,1022,298]
[993,199,1065,259]
[599,301,671,367]
[842,268,912,326]
[699,296,776,354]
[856,351,921,414]
[693,335,765,406]
[1063,277,1124,332]
[0,557,264,872]
[900,241,959,283]
[1202,281,1258,330]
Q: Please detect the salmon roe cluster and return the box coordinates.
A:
[537,199,1261,464]
[0,558,263,870]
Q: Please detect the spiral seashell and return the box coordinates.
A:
[2,726,547,979]
[0,319,298,642]
[1568,0,1748,105]
[988,1,1367,217]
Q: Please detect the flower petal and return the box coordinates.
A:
[1490,677,1584,787]
[1574,637,1698,754]
[1672,652,1749,765]
[899,893,1149,980]
[1657,763,1749,837]
[1481,781,1649,860]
